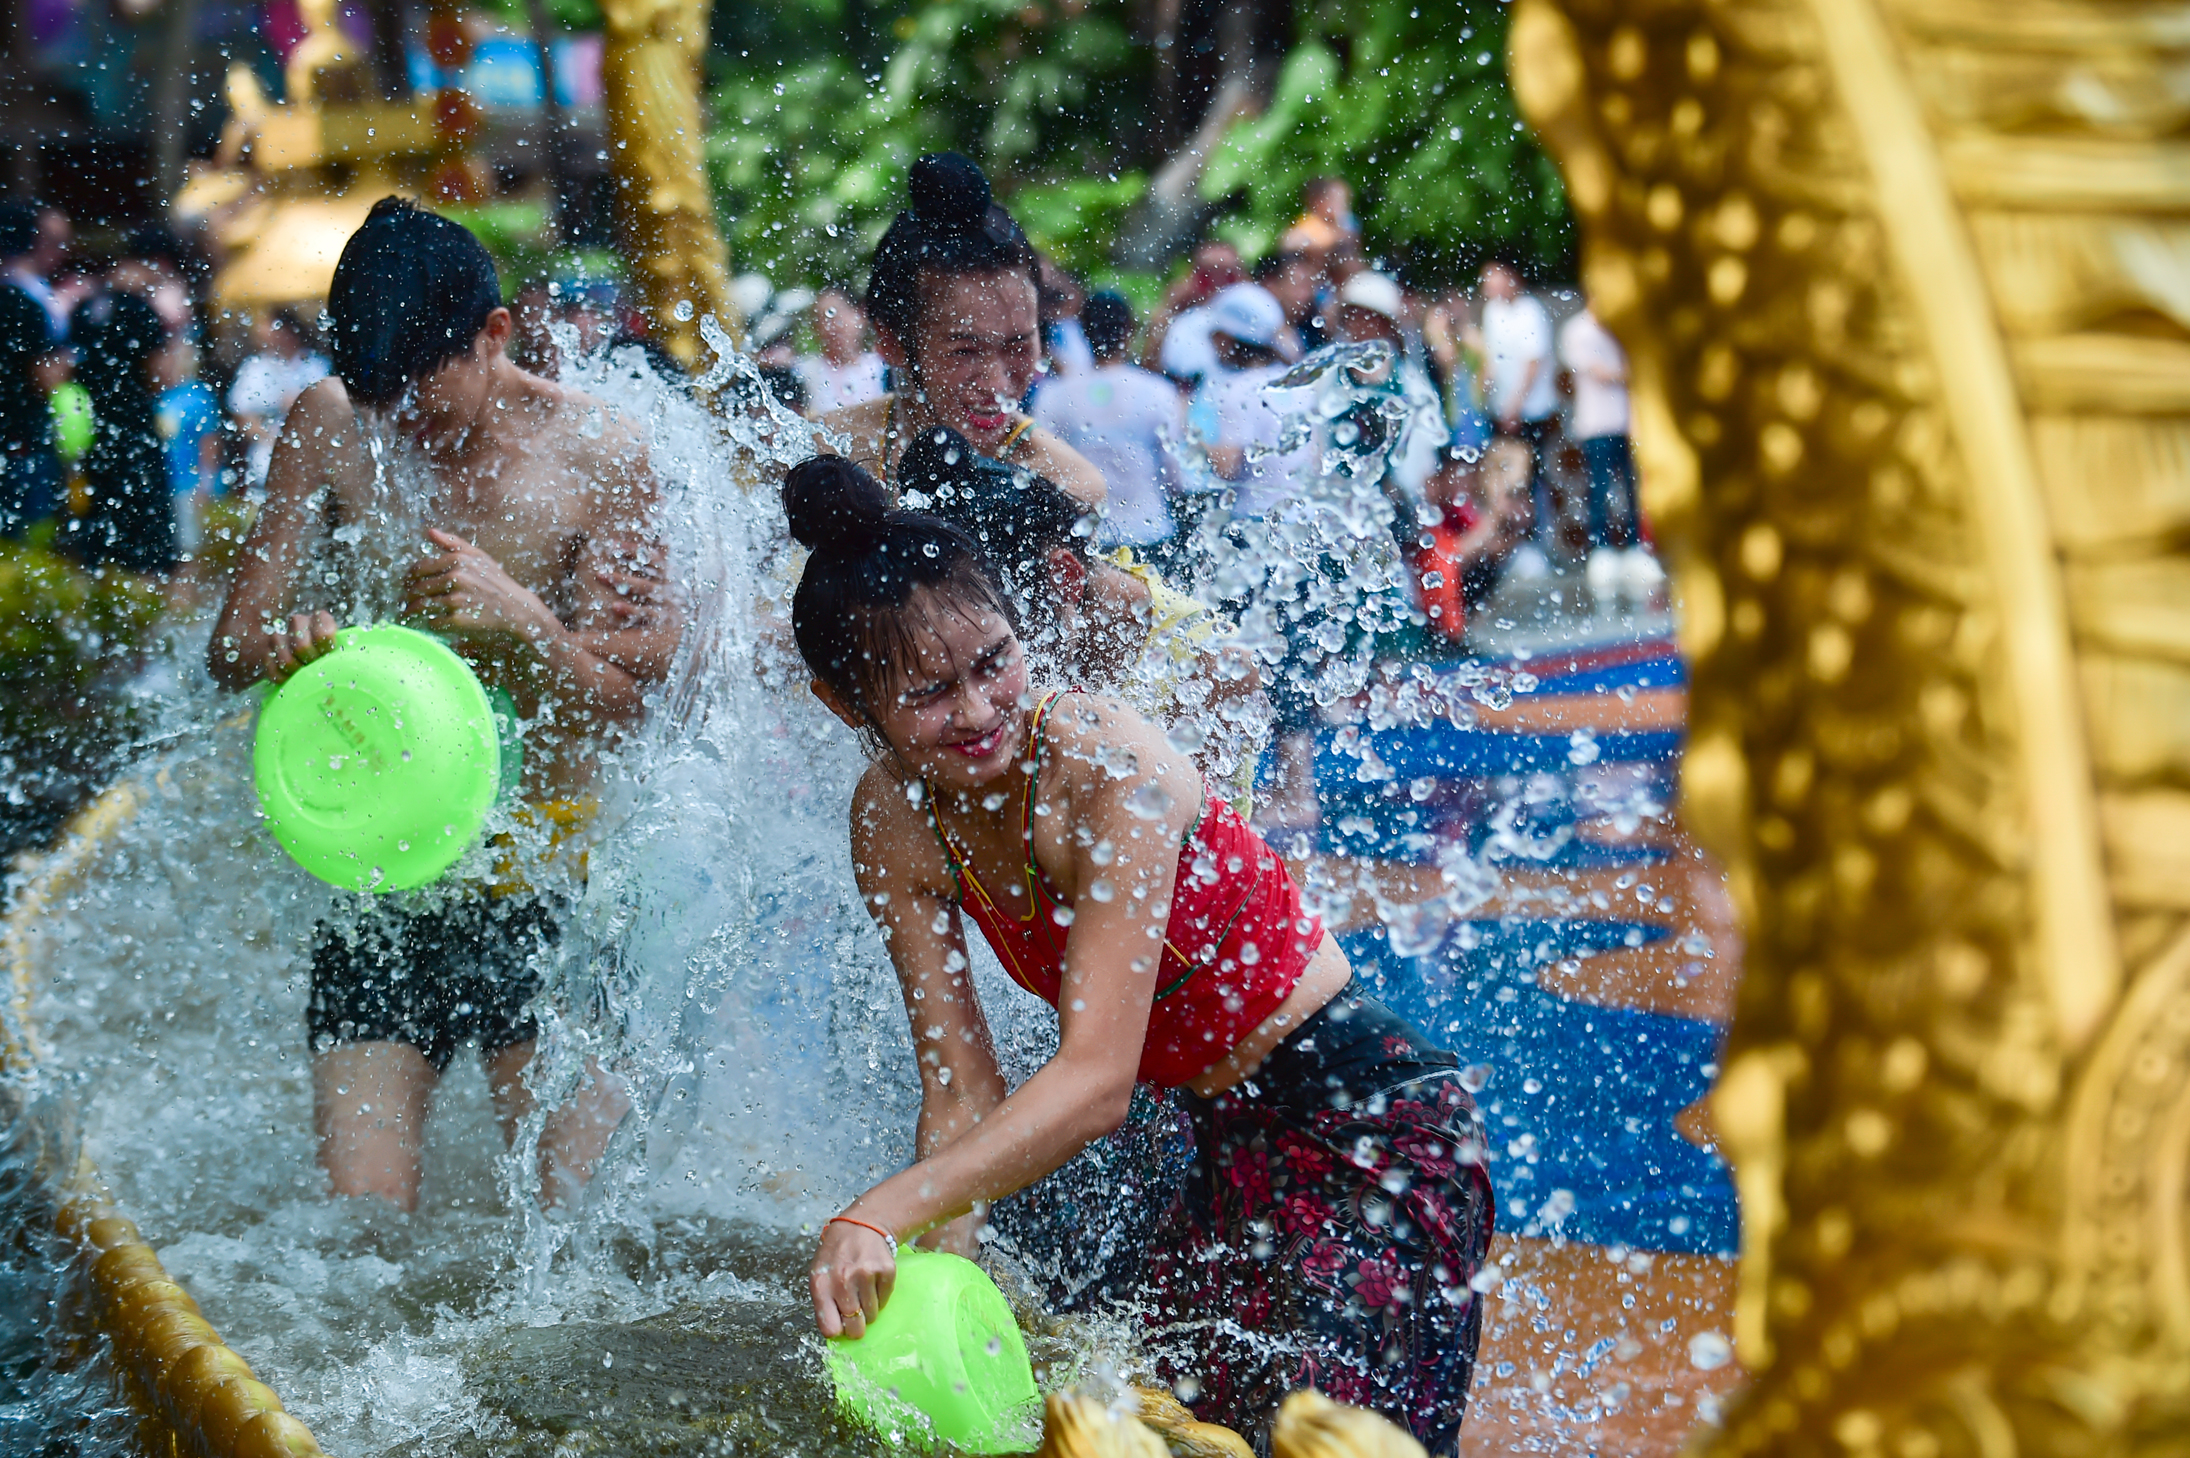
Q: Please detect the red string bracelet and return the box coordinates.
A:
[826,1215,899,1255]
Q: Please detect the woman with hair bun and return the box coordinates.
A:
[786,453,1492,1453]
[815,152,1108,508]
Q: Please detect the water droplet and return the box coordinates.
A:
[1126,783,1173,821]
[1088,879,1114,903]
[1688,1331,1733,1371]
[672,299,695,322]
[1051,906,1076,927]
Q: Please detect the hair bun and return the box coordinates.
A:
[908,153,993,234]
[783,454,893,554]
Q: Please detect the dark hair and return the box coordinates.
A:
[758,362,807,413]
[0,284,52,453]
[897,425,1093,630]
[0,203,38,262]
[71,291,161,422]
[1253,250,1310,282]
[69,291,172,572]
[784,452,1015,721]
[326,196,503,407]
[865,153,1039,345]
[1080,291,1135,358]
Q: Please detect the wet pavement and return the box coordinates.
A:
[1305,569,1744,1455]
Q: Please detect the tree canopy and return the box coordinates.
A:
[703,0,1572,296]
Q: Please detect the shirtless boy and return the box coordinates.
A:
[210,197,680,1211]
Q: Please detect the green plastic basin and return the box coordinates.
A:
[823,1249,1041,1453]
[252,624,502,892]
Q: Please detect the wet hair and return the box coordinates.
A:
[326,196,503,407]
[784,452,1016,723]
[865,153,1039,346]
[1080,291,1135,358]
[897,426,1094,629]
[0,284,52,453]
[0,203,38,262]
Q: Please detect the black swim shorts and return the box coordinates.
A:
[307,894,559,1070]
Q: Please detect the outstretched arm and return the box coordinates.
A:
[810,705,1200,1337]
[207,378,368,690]
[812,768,1011,1337]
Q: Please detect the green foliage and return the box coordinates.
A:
[0,538,162,702]
[705,0,1154,289]
[475,0,603,40]
[702,0,1572,293]
[1200,5,1572,281]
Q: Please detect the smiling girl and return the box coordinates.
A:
[814,152,1107,508]
[787,454,1493,1451]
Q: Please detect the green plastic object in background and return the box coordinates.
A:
[252,624,502,892]
[824,1249,1041,1453]
[50,381,92,463]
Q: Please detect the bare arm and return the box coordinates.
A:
[207,378,367,689]
[811,704,1201,1337]
[811,766,1012,1335]
[404,428,680,726]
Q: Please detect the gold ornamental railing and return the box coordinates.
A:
[4,783,328,1458]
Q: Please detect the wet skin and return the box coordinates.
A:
[209,307,680,1212]
[803,590,1349,1338]
[816,269,1109,508]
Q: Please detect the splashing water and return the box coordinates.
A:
[0,325,1713,1455]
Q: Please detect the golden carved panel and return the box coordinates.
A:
[1510,0,2190,1451]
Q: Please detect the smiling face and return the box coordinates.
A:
[886,270,1040,453]
[861,588,1031,795]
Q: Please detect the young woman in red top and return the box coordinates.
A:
[789,454,1492,1451]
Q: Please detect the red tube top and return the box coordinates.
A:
[929,692,1323,1088]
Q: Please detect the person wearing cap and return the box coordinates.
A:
[1183,283,1313,516]
[1329,271,1449,524]
[1183,281,1326,835]
[1031,290,1187,556]
[1150,239,1246,386]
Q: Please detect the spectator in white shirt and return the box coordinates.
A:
[1032,291,1185,552]
[227,308,330,490]
[1476,258,1559,549]
[0,202,74,341]
[1558,304,1664,608]
[1186,283,1315,521]
[1329,271,1449,523]
[794,286,889,415]
[1185,282,1325,834]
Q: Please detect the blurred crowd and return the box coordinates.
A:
[743,174,1665,636]
[0,198,337,582]
[0,173,1662,636]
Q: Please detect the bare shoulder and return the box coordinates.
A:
[849,758,955,895]
[537,379,657,521]
[816,396,892,472]
[1039,692,1188,791]
[1017,426,1107,508]
[269,376,371,503]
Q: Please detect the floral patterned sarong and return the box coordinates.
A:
[1142,989,1494,1455]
